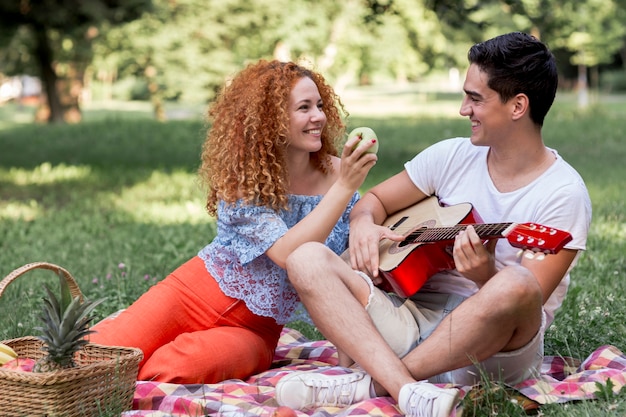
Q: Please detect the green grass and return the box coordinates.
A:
[0,90,625,416]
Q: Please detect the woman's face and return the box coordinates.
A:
[287,76,327,153]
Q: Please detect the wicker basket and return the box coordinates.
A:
[0,262,143,417]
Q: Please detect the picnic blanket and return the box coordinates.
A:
[122,328,626,417]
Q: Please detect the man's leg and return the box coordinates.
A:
[282,242,460,417]
[286,241,416,400]
[400,264,543,384]
[286,242,543,396]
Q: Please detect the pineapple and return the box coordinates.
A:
[33,273,104,373]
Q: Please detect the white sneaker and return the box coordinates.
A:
[275,368,372,410]
[398,381,459,417]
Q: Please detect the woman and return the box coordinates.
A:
[89,60,377,384]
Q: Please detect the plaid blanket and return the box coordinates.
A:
[122,328,626,417]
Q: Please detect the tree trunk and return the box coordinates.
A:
[60,63,84,123]
[577,64,589,109]
[32,23,64,124]
[145,65,166,122]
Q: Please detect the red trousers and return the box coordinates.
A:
[90,256,283,383]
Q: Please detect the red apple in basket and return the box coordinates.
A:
[1,357,36,372]
[348,126,379,154]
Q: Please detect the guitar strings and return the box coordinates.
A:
[391,222,516,243]
[386,221,568,255]
[388,222,556,240]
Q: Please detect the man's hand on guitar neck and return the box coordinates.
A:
[453,225,499,287]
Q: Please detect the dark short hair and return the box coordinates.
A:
[468,32,558,126]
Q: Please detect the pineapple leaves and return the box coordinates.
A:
[58,296,104,343]
[40,284,62,324]
[34,279,106,372]
[57,270,74,317]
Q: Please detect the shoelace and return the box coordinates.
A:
[405,388,439,417]
[310,376,359,407]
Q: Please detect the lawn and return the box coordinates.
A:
[0,89,625,416]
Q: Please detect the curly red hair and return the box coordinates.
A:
[199,60,347,216]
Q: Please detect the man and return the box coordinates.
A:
[275,32,592,417]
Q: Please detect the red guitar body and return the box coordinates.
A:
[376,197,479,296]
[373,197,572,297]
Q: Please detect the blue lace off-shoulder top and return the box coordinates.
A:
[198,192,359,324]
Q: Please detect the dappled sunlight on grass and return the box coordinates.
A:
[0,163,212,225]
[0,163,92,220]
[590,220,626,241]
[2,162,92,185]
[115,199,210,224]
[0,200,41,221]
[112,170,211,224]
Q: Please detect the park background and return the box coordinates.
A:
[0,1,625,415]
[1,0,626,121]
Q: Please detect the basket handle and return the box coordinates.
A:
[0,262,84,301]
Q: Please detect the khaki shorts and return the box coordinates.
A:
[356,271,545,386]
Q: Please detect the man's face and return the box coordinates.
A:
[459,64,513,146]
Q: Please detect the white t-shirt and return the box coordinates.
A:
[404,137,592,325]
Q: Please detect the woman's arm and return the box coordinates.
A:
[266,141,377,269]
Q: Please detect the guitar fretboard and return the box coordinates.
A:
[400,222,515,246]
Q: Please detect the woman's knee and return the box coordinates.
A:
[139,327,276,384]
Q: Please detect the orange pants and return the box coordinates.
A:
[90,256,283,384]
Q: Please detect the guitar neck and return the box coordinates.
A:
[403,222,515,245]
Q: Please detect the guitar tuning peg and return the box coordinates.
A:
[523,251,546,261]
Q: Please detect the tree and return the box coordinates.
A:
[500,0,626,107]
[550,0,626,107]
[0,0,152,123]
[93,0,294,120]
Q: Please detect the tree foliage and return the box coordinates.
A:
[0,0,152,123]
[1,0,625,122]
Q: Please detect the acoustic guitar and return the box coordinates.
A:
[354,196,573,297]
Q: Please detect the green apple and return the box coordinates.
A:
[349,126,379,154]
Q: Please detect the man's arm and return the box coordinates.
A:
[349,171,429,277]
[453,225,579,302]
[521,249,578,303]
